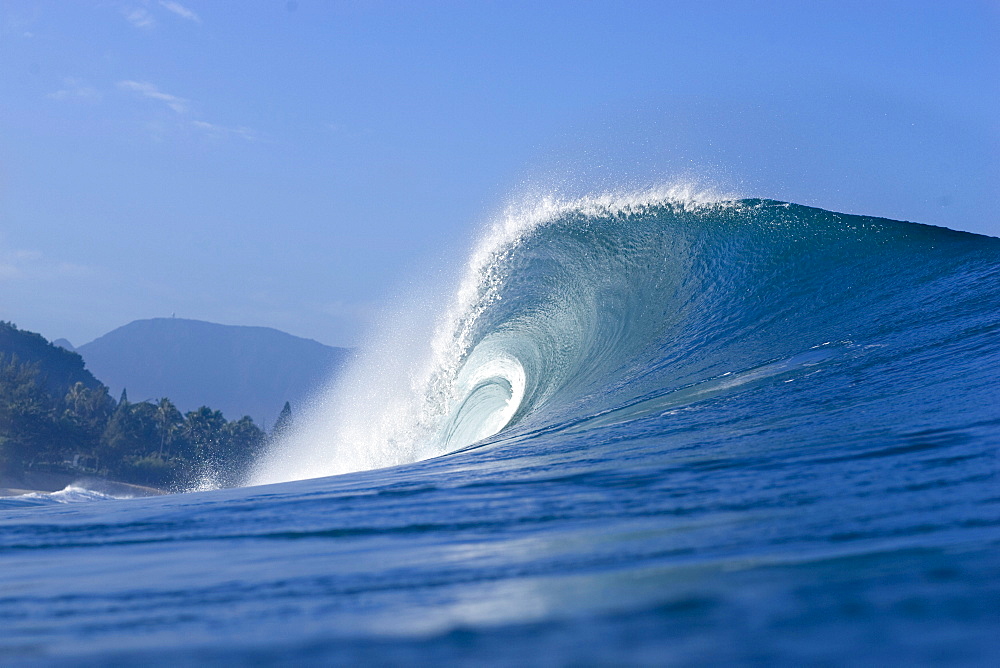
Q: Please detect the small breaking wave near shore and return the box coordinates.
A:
[0,479,164,508]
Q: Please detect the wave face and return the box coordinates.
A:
[252,189,1000,485]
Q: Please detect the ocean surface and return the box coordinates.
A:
[2,193,999,665]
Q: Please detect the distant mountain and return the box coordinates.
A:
[77,319,351,428]
[0,322,102,396]
[52,338,76,352]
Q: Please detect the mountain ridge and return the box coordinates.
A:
[77,318,350,428]
[0,321,102,395]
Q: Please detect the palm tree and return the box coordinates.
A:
[154,398,182,457]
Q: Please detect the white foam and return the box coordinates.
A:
[0,484,129,506]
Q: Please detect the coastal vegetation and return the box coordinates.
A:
[0,321,271,490]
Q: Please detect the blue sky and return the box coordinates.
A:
[1,1,997,347]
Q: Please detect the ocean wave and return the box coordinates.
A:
[250,187,999,485]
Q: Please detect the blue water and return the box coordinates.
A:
[3,194,999,665]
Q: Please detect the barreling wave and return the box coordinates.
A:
[249,185,1000,486]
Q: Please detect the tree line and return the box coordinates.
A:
[0,322,284,490]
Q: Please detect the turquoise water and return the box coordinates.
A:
[2,197,999,665]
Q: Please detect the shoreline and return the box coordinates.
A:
[0,470,167,498]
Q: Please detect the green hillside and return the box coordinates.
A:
[0,321,102,395]
[0,321,268,491]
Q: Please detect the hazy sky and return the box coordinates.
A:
[1,1,997,347]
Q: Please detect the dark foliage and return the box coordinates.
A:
[0,321,101,395]
[0,322,269,490]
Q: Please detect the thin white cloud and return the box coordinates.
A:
[123,7,155,29]
[192,120,256,141]
[48,78,102,103]
[115,83,254,141]
[118,80,189,114]
[159,1,201,23]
